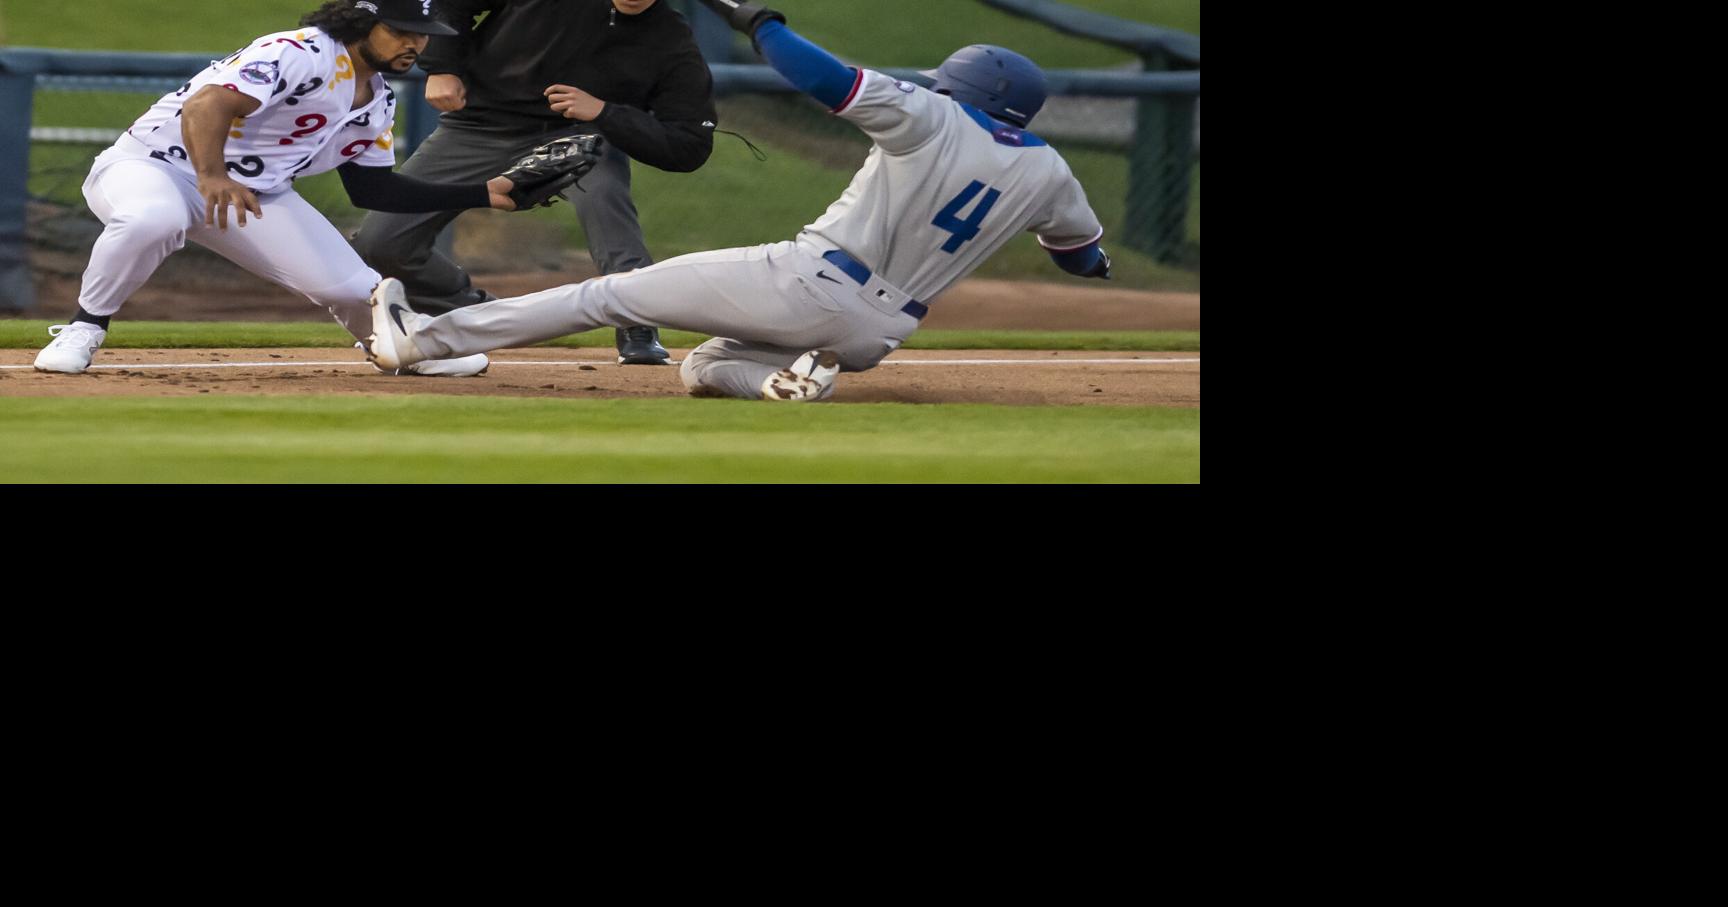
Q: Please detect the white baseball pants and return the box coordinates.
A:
[407,239,922,399]
[76,138,380,339]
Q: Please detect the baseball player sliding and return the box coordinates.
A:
[33,0,596,377]
[368,0,1113,400]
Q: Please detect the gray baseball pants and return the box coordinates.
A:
[405,238,921,399]
[351,119,651,315]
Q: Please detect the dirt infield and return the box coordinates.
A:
[0,347,1199,406]
[6,272,1198,406]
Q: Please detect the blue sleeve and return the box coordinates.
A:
[755,19,859,111]
[1048,241,1104,276]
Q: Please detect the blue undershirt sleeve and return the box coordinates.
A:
[755,19,859,111]
[1048,242,1104,276]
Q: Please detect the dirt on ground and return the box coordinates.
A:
[6,268,1199,406]
[0,347,1199,406]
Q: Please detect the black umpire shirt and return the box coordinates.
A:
[418,0,717,173]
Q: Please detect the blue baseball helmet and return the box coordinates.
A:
[922,45,1049,128]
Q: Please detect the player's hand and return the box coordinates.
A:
[486,176,518,210]
[697,0,785,35]
[426,73,467,112]
[197,174,263,229]
[544,84,606,121]
[1086,248,1114,280]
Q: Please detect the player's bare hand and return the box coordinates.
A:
[486,176,518,210]
[426,73,467,112]
[198,175,263,229]
[544,84,606,121]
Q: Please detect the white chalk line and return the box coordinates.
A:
[2,356,1197,372]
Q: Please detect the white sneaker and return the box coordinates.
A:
[34,322,108,373]
[356,339,487,377]
[761,349,840,402]
[393,354,490,377]
[366,278,428,370]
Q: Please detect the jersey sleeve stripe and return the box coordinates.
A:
[1038,227,1106,253]
[831,68,867,114]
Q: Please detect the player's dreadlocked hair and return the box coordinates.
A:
[300,1,380,44]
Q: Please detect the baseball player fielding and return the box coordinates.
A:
[32,0,594,378]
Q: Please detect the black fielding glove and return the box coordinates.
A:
[499,135,603,211]
[696,0,786,35]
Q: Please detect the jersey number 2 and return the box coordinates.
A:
[933,181,1001,254]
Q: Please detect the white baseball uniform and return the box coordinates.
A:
[402,66,1104,398]
[77,27,400,339]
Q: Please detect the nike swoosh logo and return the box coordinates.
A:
[816,271,841,284]
[390,304,410,335]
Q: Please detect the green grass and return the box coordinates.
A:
[0,396,1201,483]
[3,2,1197,59]
[715,2,1195,69]
[14,1,1200,291]
[0,319,1199,352]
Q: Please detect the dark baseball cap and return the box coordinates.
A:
[353,0,459,36]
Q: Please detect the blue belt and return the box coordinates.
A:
[822,250,929,320]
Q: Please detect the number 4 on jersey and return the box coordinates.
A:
[933,180,1001,254]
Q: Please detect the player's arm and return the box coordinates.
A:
[697,2,854,109]
[1034,170,1113,280]
[544,50,717,172]
[416,1,494,111]
[342,132,600,212]
[180,85,265,229]
[336,164,519,212]
[701,2,941,152]
[1045,237,1113,280]
[755,20,857,110]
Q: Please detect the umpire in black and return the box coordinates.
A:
[352,0,717,364]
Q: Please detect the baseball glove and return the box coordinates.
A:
[500,134,603,211]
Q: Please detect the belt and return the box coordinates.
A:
[822,250,928,320]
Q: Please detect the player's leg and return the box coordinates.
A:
[35,151,201,372]
[350,122,547,315]
[564,140,671,365]
[404,241,850,360]
[681,314,913,401]
[189,189,380,338]
[76,154,202,310]
[679,337,811,399]
[190,189,488,376]
[680,336,896,401]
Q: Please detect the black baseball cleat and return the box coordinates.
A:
[616,326,671,365]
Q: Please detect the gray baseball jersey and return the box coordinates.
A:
[403,66,1106,399]
[801,68,1104,305]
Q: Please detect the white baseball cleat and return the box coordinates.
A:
[34,322,108,374]
[379,353,491,377]
[355,340,488,377]
[366,278,429,371]
[761,349,840,402]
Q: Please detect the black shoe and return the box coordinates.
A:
[616,326,671,365]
